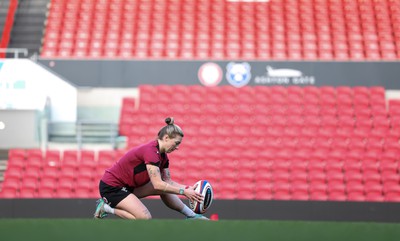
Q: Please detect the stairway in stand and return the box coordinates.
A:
[7,0,50,57]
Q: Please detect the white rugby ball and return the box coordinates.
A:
[189,180,213,214]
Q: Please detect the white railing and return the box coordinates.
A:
[0,48,28,58]
[76,120,119,149]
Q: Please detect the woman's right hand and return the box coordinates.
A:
[183,186,204,204]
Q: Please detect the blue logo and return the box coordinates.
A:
[226,62,251,87]
[0,62,3,71]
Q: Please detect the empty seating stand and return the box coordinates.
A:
[117,85,400,202]
[1,85,400,202]
[41,0,400,60]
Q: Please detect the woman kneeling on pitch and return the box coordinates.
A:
[94,117,208,220]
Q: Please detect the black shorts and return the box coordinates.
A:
[99,180,134,208]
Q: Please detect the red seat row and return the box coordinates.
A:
[41,0,400,60]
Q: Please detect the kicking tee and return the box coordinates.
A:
[102,140,169,188]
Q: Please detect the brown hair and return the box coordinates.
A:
[157,117,184,139]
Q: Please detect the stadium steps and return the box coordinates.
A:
[0,159,7,184]
[0,150,10,185]
[6,0,49,57]
[0,150,8,184]
[0,0,11,34]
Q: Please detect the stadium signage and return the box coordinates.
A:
[254,65,316,85]
[37,59,400,89]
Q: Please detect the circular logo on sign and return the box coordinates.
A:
[226,62,251,88]
[198,62,223,87]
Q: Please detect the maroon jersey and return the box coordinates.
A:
[101,140,169,188]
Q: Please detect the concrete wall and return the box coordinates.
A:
[0,109,42,149]
[1,199,399,222]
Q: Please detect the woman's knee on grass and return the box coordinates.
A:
[116,194,152,220]
[136,209,152,220]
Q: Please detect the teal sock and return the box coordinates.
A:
[180,205,196,217]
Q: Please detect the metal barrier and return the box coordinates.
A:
[76,120,119,149]
[0,48,28,58]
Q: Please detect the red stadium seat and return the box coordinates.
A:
[1,178,20,192]
[326,171,345,186]
[325,161,343,174]
[381,173,400,187]
[24,167,41,179]
[236,183,255,200]
[216,183,237,200]
[365,183,384,201]
[327,183,347,201]
[39,175,57,190]
[309,183,328,201]
[255,183,273,200]
[26,149,43,162]
[271,170,291,184]
[347,192,366,202]
[4,164,23,177]
[19,188,37,198]
[8,149,26,160]
[59,166,76,180]
[0,187,18,198]
[41,164,59,179]
[346,183,365,201]
[290,170,308,185]
[273,182,292,200]
[62,150,79,164]
[308,170,326,186]
[383,185,400,202]
[37,188,55,198]
[7,150,27,168]
[80,150,96,163]
[291,183,309,201]
[361,161,380,175]
[380,162,398,176]
[21,176,38,190]
[345,171,364,186]
[98,150,116,164]
[77,166,95,180]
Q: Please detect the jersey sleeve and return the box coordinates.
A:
[143,148,161,166]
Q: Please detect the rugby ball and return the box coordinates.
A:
[189,180,213,214]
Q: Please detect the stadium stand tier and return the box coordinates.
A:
[40,0,400,60]
[1,85,400,202]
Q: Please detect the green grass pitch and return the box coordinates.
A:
[0,219,399,241]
